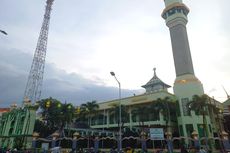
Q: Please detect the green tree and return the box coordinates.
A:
[73,106,89,128]
[110,104,129,129]
[188,95,210,138]
[132,105,149,126]
[187,94,220,150]
[151,97,177,133]
[132,105,151,137]
[34,119,56,137]
[80,100,99,126]
[36,97,75,137]
[189,95,223,131]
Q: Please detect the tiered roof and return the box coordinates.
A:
[142,68,171,93]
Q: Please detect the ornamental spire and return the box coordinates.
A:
[153,67,156,77]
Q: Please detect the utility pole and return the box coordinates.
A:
[110,71,122,152]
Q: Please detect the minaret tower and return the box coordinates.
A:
[161,0,209,138]
[24,0,54,104]
[162,0,194,77]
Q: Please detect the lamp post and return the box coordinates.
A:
[110,71,122,152]
[0,30,7,35]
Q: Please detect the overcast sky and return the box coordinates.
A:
[0,0,230,107]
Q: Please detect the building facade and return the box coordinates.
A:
[89,69,222,139]
[92,69,177,132]
[0,103,37,149]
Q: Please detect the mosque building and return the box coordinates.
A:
[90,0,223,139]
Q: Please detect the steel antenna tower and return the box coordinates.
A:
[24,0,54,103]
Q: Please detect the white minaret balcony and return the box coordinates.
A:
[162,3,189,28]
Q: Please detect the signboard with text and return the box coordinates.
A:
[150,128,164,140]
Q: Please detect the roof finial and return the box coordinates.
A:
[153,67,156,76]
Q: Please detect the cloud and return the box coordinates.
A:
[1,0,230,103]
[0,48,141,107]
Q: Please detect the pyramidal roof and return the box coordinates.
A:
[142,68,171,93]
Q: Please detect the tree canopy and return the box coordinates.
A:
[35,97,75,137]
[110,104,129,128]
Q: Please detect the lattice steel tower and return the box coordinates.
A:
[24,0,54,103]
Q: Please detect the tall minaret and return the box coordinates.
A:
[162,0,194,76]
[161,0,209,138]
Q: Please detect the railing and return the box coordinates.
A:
[30,136,230,152]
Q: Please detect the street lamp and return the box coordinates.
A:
[110,71,122,152]
[0,30,7,35]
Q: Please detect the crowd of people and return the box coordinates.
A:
[0,146,214,153]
